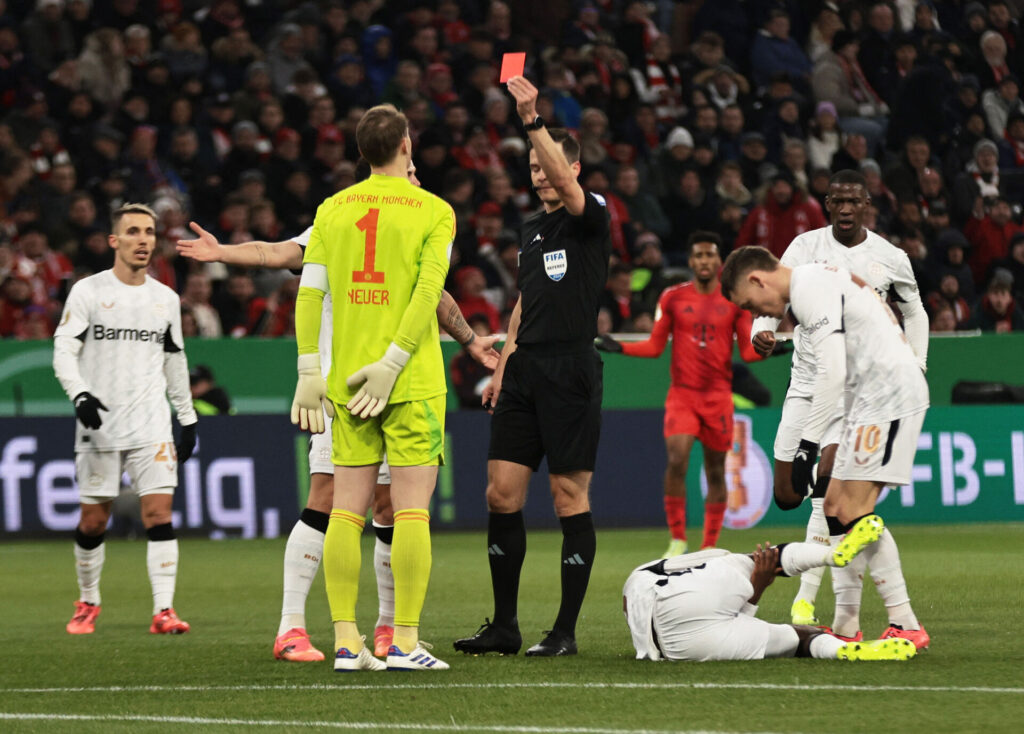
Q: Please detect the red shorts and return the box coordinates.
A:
[663,386,734,453]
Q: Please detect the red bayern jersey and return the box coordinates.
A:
[622,282,762,392]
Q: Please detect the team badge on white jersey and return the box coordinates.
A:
[544,249,567,281]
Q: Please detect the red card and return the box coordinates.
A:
[499,52,526,83]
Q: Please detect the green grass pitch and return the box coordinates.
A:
[2,523,1023,733]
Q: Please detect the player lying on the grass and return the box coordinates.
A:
[747,169,929,641]
[177,165,498,663]
[721,247,930,650]
[54,203,198,636]
[623,543,916,662]
[596,231,763,558]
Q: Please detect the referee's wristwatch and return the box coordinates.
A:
[523,115,545,132]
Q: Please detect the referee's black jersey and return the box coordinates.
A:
[516,192,612,346]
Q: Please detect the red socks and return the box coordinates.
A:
[663,495,686,540]
[701,502,727,549]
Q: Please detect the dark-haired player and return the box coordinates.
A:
[597,231,762,557]
[723,243,930,652]
[454,75,611,658]
[624,541,915,662]
[55,203,198,636]
[747,169,929,649]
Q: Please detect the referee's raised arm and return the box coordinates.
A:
[506,75,587,216]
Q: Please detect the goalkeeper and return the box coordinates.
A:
[292,104,454,672]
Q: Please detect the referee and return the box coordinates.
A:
[454,75,611,657]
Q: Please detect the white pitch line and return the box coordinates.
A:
[0,713,789,734]
[2,682,1022,695]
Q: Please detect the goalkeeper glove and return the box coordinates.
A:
[594,334,623,353]
[74,392,108,429]
[791,439,819,499]
[291,354,334,433]
[175,422,198,462]
[345,343,410,419]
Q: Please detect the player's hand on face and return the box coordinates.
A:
[750,542,779,593]
[468,334,502,370]
[506,76,538,123]
[482,377,501,414]
[752,330,776,357]
[176,222,221,262]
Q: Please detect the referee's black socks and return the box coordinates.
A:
[487,510,526,629]
[554,512,596,637]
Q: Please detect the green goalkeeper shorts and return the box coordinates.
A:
[330,392,446,467]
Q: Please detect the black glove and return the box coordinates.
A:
[594,334,623,353]
[175,422,198,463]
[791,439,819,499]
[73,392,108,430]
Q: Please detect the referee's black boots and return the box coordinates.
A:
[524,628,577,657]
[453,618,522,655]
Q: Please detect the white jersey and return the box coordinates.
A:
[293,227,334,377]
[789,263,929,424]
[753,227,925,398]
[54,270,197,451]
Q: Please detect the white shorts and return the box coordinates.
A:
[76,445,177,505]
[309,415,391,484]
[833,409,926,485]
[774,393,843,461]
[651,555,797,661]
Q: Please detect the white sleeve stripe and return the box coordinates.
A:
[299,263,329,292]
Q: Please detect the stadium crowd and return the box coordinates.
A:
[2,0,1024,343]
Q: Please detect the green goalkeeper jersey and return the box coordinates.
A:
[301,173,455,405]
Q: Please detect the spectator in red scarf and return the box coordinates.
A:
[425,63,458,118]
[453,265,501,334]
[452,124,502,172]
[15,224,71,304]
[630,33,685,125]
[965,196,1024,284]
[733,171,827,258]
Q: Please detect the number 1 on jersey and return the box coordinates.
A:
[353,208,385,284]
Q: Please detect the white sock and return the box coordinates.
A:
[279,519,325,635]
[863,528,920,630]
[146,539,179,615]
[809,633,845,659]
[373,528,394,628]
[779,542,831,577]
[794,498,829,604]
[74,543,105,606]
[830,532,866,638]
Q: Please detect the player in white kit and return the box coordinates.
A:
[722,247,931,650]
[54,204,198,636]
[623,542,915,662]
[176,163,499,661]
[748,170,929,646]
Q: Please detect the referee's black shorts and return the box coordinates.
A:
[488,341,603,474]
